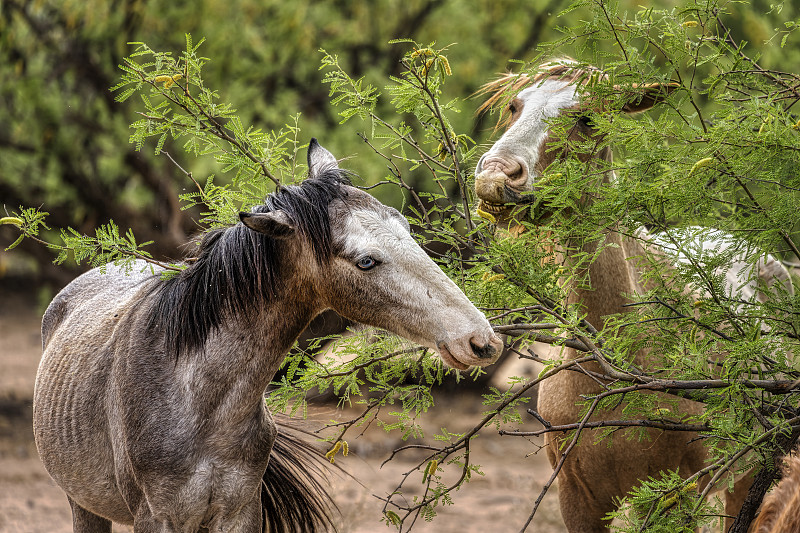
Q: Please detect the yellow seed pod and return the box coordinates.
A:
[385,510,402,525]
[324,441,343,463]
[426,459,438,477]
[422,459,438,483]
[476,208,497,224]
[658,493,679,511]
[483,274,505,283]
[0,217,23,226]
[154,74,182,89]
[688,157,715,176]
[682,20,698,28]
[439,56,452,76]
[537,172,562,187]
[437,142,447,161]
[166,75,182,88]
[410,47,434,61]
[341,440,349,457]
[758,114,774,134]
[793,119,800,130]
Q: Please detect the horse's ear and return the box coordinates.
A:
[619,82,679,114]
[239,211,295,239]
[307,138,339,179]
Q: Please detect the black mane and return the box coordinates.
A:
[147,170,351,357]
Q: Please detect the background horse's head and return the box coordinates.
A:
[474,59,676,222]
[240,140,503,370]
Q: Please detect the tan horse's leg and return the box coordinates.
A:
[68,497,112,533]
[545,436,614,533]
[557,472,615,533]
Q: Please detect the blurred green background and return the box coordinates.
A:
[1,0,797,289]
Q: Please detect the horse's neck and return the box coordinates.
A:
[177,279,318,420]
[566,232,647,365]
[562,231,646,362]
[536,231,646,409]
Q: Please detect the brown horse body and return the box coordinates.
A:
[474,61,791,532]
[536,237,713,532]
[34,140,502,532]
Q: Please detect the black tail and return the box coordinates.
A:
[261,421,339,533]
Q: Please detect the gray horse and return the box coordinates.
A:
[34,139,503,533]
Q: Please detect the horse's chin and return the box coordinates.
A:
[476,199,515,223]
[436,345,471,371]
[477,199,552,235]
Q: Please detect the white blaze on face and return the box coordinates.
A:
[475,79,579,185]
[337,207,502,369]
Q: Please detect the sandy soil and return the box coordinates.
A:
[0,281,566,533]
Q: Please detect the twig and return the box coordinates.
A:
[519,394,602,532]
[499,418,711,437]
[161,150,209,204]
[377,354,596,526]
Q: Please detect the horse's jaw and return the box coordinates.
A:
[474,169,529,205]
[475,168,552,233]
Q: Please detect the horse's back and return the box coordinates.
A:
[637,226,793,303]
[35,260,160,524]
[41,261,158,346]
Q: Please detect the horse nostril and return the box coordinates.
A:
[470,340,497,359]
[506,162,528,188]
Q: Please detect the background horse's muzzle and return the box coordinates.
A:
[475,170,534,206]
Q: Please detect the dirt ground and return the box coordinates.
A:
[0,280,566,533]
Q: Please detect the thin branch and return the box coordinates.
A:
[14,225,181,272]
[499,418,711,437]
[320,347,426,378]
[519,394,602,532]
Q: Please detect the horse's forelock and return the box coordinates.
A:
[264,170,352,263]
[476,73,533,120]
[477,58,606,129]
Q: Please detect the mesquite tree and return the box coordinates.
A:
[4,1,800,531]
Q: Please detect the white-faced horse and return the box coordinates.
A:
[34,139,503,533]
[474,60,792,532]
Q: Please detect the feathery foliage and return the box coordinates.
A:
[4,1,800,531]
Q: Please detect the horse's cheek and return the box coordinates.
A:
[321,269,390,323]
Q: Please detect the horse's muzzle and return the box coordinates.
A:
[475,170,534,206]
[470,338,500,359]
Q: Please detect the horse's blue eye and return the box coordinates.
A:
[356,256,378,270]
